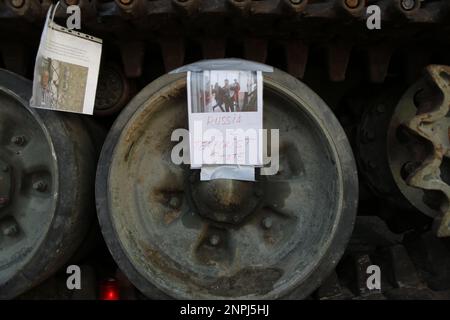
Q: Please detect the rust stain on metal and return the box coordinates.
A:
[141,243,194,284]
[124,79,186,145]
[122,78,186,163]
[207,267,283,297]
[263,230,276,245]
[163,210,182,225]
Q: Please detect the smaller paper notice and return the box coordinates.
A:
[187,70,264,176]
[200,165,255,182]
[30,8,102,115]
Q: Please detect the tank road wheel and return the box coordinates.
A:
[0,70,97,299]
[96,65,358,299]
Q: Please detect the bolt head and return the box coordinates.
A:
[10,0,24,9]
[11,135,26,146]
[289,0,303,5]
[169,196,181,209]
[262,217,273,229]
[401,0,416,11]
[209,234,221,246]
[2,166,9,173]
[344,0,360,9]
[33,181,48,192]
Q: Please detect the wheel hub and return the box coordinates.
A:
[190,175,263,225]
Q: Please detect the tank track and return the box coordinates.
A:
[1,0,450,82]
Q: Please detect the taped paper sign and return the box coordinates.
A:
[200,165,255,182]
[30,4,102,115]
[188,70,264,175]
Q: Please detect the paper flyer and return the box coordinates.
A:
[187,70,264,177]
[30,6,102,115]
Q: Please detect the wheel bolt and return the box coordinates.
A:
[119,0,132,5]
[2,166,9,173]
[10,0,24,9]
[169,196,181,209]
[401,0,415,11]
[262,217,273,229]
[33,181,48,192]
[290,0,303,4]
[344,0,359,9]
[2,221,18,237]
[209,234,220,246]
[11,135,26,146]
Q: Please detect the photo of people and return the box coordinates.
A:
[190,70,259,113]
[32,57,88,113]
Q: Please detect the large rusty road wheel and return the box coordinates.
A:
[0,70,96,299]
[96,64,358,299]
